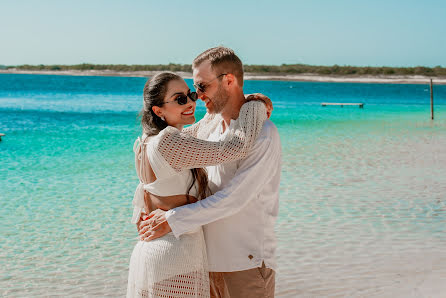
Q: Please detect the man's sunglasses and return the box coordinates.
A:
[193,73,227,93]
[161,90,198,106]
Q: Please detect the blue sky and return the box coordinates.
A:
[1,0,445,67]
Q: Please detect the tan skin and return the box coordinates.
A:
[138,68,273,241]
[138,79,199,217]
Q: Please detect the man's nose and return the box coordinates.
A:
[197,91,206,101]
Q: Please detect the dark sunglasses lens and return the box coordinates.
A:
[176,95,188,105]
[189,91,198,101]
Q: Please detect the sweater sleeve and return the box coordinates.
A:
[181,112,214,137]
[151,101,267,172]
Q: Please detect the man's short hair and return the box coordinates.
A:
[192,46,244,86]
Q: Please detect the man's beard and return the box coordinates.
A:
[209,84,229,114]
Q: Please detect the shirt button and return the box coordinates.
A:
[248,255,253,260]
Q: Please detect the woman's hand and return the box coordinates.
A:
[245,93,273,118]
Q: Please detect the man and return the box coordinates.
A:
[139,47,281,297]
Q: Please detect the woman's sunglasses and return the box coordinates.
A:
[161,90,198,106]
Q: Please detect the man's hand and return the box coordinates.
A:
[245,93,273,118]
[138,209,172,242]
[136,212,148,232]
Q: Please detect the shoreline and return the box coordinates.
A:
[1,69,446,85]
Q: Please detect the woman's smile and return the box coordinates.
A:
[182,108,194,116]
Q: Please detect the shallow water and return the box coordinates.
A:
[1,74,446,297]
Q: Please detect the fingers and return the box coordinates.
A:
[141,223,170,242]
[140,213,160,227]
[137,210,170,242]
[144,232,163,242]
[245,95,255,101]
[136,214,148,232]
[140,229,153,240]
[245,93,275,119]
[148,208,165,218]
[139,218,165,235]
[139,222,162,239]
[139,225,151,235]
[138,219,151,230]
[246,93,260,101]
[151,221,165,231]
[138,216,164,235]
[246,93,272,107]
[138,220,155,235]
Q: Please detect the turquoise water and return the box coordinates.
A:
[1,74,446,297]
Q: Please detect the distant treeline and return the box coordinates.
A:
[6,63,446,76]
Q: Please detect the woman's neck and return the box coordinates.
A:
[171,124,183,130]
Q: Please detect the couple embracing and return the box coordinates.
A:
[127,47,281,298]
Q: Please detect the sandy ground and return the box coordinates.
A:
[1,69,446,85]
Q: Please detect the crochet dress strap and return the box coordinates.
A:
[150,101,267,173]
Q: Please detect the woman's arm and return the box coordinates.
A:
[150,101,268,172]
[183,93,271,137]
[181,112,215,137]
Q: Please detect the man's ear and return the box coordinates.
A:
[152,106,163,118]
[225,73,236,87]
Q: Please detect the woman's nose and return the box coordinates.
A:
[187,98,196,107]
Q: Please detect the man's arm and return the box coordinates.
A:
[139,123,281,241]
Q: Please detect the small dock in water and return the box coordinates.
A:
[321,102,364,108]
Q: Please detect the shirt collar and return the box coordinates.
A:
[219,119,237,135]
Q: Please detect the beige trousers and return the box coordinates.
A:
[209,262,275,298]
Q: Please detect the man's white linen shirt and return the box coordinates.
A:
[165,119,282,272]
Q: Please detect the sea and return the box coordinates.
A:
[1,73,446,297]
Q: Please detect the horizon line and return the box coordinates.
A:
[1,63,444,69]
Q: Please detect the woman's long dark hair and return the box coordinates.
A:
[141,72,210,204]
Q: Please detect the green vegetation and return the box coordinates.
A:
[5,63,446,76]
[244,64,446,76]
[8,63,192,72]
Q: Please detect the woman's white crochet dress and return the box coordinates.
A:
[127,102,267,297]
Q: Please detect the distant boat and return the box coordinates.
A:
[321,102,364,108]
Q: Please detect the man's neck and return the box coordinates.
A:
[220,91,245,132]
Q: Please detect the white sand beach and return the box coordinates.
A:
[2,69,446,85]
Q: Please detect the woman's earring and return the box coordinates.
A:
[161,116,165,121]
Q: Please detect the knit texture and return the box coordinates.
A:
[127,101,267,297]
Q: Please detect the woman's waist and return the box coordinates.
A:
[143,171,199,197]
[145,192,198,212]
[144,184,198,198]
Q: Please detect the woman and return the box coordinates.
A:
[126,72,268,297]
